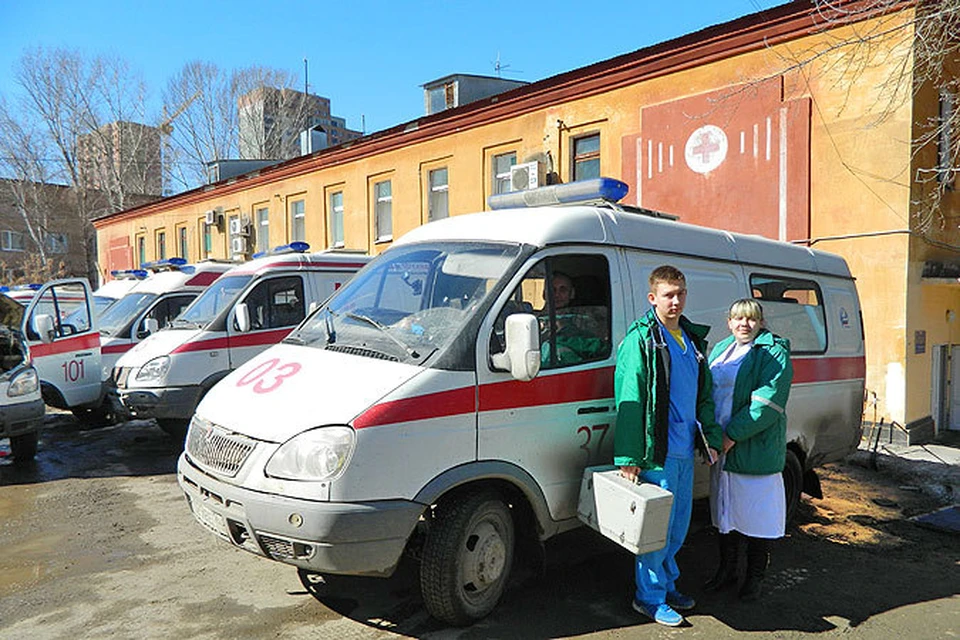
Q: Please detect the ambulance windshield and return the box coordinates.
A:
[98,293,157,336]
[173,274,252,328]
[291,242,521,364]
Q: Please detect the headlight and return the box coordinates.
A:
[7,367,38,397]
[265,426,356,481]
[136,355,170,382]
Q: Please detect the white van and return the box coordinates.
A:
[0,294,44,462]
[90,259,235,425]
[92,270,148,317]
[113,245,370,438]
[177,179,865,625]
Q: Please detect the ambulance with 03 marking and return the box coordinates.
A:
[177,178,865,626]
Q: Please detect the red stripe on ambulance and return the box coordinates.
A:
[102,343,134,355]
[170,328,292,354]
[352,356,865,429]
[30,333,100,358]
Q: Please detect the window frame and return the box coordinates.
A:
[256,205,270,253]
[156,230,166,260]
[572,133,601,181]
[328,190,344,248]
[428,167,449,222]
[374,180,393,243]
[492,152,517,196]
[750,272,828,355]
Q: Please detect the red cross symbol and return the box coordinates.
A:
[692,131,720,164]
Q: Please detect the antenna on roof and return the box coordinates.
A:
[492,52,522,78]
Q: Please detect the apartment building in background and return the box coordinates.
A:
[237,87,362,161]
[77,121,163,197]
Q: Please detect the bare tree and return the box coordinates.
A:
[0,47,158,283]
[161,63,310,192]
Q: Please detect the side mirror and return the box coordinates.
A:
[34,314,56,344]
[138,317,160,338]
[235,302,250,333]
[490,313,541,381]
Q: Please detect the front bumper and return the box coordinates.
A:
[0,397,45,438]
[118,385,204,421]
[177,453,424,577]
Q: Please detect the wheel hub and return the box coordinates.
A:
[464,521,506,590]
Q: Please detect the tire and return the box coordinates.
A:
[71,403,113,428]
[156,418,189,443]
[10,431,38,463]
[782,449,804,523]
[420,490,514,626]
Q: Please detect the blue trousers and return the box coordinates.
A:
[635,455,694,606]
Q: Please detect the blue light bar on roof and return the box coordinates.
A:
[14,283,42,291]
[111,269,149,279]
[252,242,310,259]
[487,177,629,210]
[141,257,188,271]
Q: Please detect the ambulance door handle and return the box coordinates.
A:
[74,352,93,357]
[578,406,609,415]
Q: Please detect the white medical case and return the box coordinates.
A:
[576,465,674,555]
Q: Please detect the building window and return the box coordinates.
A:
[157,231,166,260]
[329,191,344,248]
[178,226,188,259]
[256,206,270,253]
[573,134,601,181]
[290,199,306,243]
[375,180,392,241]
[200,221,211,258]
[45,233,68,254]
[428,168,449,221]
[137,235,146,266]
[1,231,25,252]
[493,152,516,195]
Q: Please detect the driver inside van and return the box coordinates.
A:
[539,271,606,366]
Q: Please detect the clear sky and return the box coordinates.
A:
[0,0,783,135]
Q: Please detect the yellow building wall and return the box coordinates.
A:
[96,6,952,427]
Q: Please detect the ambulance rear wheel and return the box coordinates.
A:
[783,450,803,523]
[420,490,514,626]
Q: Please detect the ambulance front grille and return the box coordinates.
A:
[259,534,313,560]
[185,420,256,477]
[325,344,399,361]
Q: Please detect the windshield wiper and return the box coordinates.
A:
[345,312,420,359]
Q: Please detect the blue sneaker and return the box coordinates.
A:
[666,590,696,611]
[632,600,685,627]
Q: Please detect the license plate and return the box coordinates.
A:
[193,500,229,539]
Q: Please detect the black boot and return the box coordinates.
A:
[704,531,740,592]
[739,537,770,602]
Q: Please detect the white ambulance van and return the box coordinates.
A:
[90,258,234,425]
[113,245,370,438]
[0,293,44,462]
[177,179,865,626]
[92,270,147,317]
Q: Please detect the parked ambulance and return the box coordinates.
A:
[113,245,370,438]
[91,269,148,316]
[0,293,44,462]
[87,258,234,425]
[177,179,865,625]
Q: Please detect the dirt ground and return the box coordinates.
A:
[0,414,957,639]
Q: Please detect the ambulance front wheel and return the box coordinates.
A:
[156,418,189,443]
[420,490,515,626]
[10,431,38,463]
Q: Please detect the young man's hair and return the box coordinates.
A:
[648,265,686,292]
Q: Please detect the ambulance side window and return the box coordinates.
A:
[490,255,611,370]
[239,276,305,331]
[751,274,826,354]
[142,294,194,334]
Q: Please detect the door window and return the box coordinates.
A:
[491,255,611,369]
[238,276,305,331]
[28,282,91,340]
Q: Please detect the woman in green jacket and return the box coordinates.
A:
[704,298,792,602]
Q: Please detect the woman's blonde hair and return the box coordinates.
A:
[728,298,764,321]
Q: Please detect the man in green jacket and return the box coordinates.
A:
[614,265,723,627]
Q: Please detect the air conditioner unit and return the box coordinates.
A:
[510,161,540,191]
[204,210,217,225]
[229,217,249,236]
[231,236,247,255]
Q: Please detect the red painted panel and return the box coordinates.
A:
[625,77,811,242]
